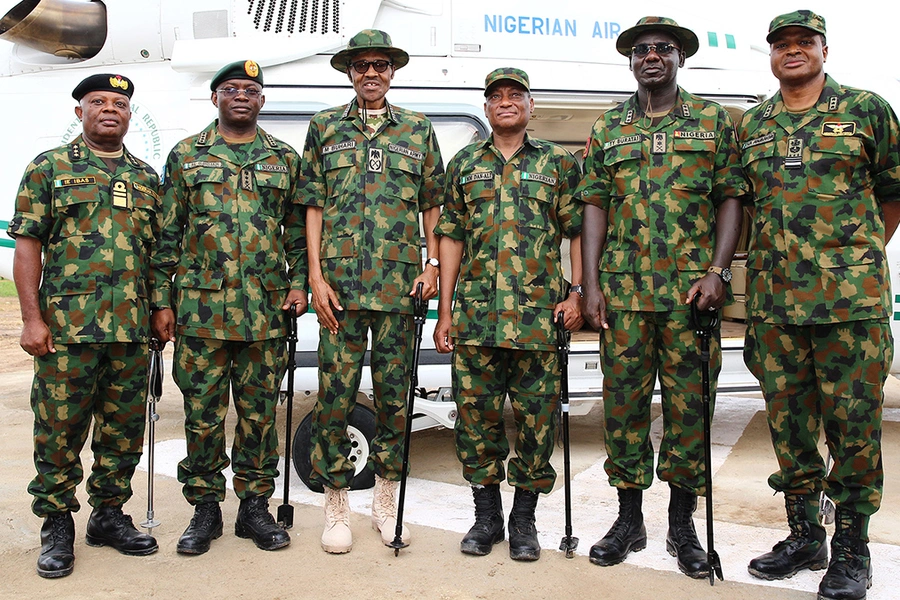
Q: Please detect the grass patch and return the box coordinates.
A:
[0,279,18,298]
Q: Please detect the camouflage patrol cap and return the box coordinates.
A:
[616,16,699,58]
[766,10,826,43]
[484,68,530,96]
[72,73,134,101]
[331,29,410,72]
[210,60,264,91]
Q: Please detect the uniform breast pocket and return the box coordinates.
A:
[183,168,227,213]
[741,141,778,201]
[461,180,495,230]
[388,148,424,192]
[53,187,101,238]
[518,181,554,232]
[602,144,642,198]
[323,151,355,200]
[670,138,715,193]
[808,137,864,197]
[253,169,290,217]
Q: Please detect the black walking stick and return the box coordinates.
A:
[556,312,579,558]
[690,298,723,585]
[141,338,163,532]
[390,282,428,556]
[277,304,299,529]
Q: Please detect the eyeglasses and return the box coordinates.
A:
[216,87,262,98]
[630,43,681,57]
[350,59,393,74]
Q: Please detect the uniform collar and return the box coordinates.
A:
[69,134,142,170]
[341,97,397,123]
[623,86,696,125]
[479,131,541,153]
[757,74,842,120]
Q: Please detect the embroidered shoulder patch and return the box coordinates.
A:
[388,143,425,161]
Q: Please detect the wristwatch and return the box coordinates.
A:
[425,257,440,269]
[569,284,584,297]
[707,266,733,284]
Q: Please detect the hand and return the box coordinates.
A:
[685,274,725,311]
[20,319,55,356]
[582,284,608,331]
[433,316,454,353]
[554,294,584,332]
[411,266,439,301]
[310,277,342,334]
[150,308,176,347]
[282,289,309,317]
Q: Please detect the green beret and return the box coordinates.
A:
[766,10,826,43]
[616,16,699,58]
[210,60,264,91]
[331,29,409,72]
[72,73,134,101]
[484,68,530,96]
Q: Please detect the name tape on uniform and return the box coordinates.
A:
[388,144,425,161]
[742,132,775,151]
[521,172,557,185]
[673,130,715,140]
[55,176,97,188]
[603,135,641,150]
[460,171,493,185]
[133,182,159,199]
[323,141,356,155]
[255,164,289,173]
[184,161,224,170]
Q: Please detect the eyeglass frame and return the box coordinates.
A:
[215,86,263,99]
[349,59,394,74]
[629,42,682,57]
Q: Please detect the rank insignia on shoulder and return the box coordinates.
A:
[681,103,691,118]
[828,96,839,111]
[68,143,83,161]
[197,131,210,145]
[762,104,774,119]
[368,148,384,173]
[624,109,634,124]
[822,122,856,136]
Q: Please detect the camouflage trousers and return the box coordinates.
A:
[600,310,721,495]
[744,319,891,516]
[452,344,560,493]
[173,335,287,504]
[310,310,412,489]
[28,342,148,517]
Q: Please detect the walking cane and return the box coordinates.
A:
[690,298,723,585]
[141,338,163,532]
[390,282,428,556]
[277,304,299,529]
[556,311,579,558]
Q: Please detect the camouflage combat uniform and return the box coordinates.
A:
[300,98,443,489]
[150,121,306,504]
[8,136,160,517]
[435,134,582,492]
[738,76,900,515]
[578,88,749,494]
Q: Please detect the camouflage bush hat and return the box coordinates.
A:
[210,60,264,91]
[616,16,699,58]
[331,29,410,72]
[484,67,530,96]
[72,73,134,101]
[766,10,826,43]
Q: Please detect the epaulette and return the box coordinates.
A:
[827,96,839,112]
[124,150,142,168]
[197,130,211,146]
[341,103,353,119]
[264,133,278,149]
[761,103,774,119]
[680,103,691,118]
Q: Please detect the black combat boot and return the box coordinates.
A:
[749,494,828,580]
[665,484,709,579]
[460,484,504,556]
[37,512,75,578]
[508,487,541,561]
[235,496,291,551]
[177,502,224,555]
[817,508,873,600]
[85,505,158,555]
[589,488,647,566]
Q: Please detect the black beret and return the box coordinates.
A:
[72,73,134,101]
[210,60,264,91]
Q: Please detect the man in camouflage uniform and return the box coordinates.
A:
[150,60,307,555]
[433,68,583,561]
[300,29,444,554]
[578,17,747,578]
[739,12,900,599]
[9,74,160,578]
